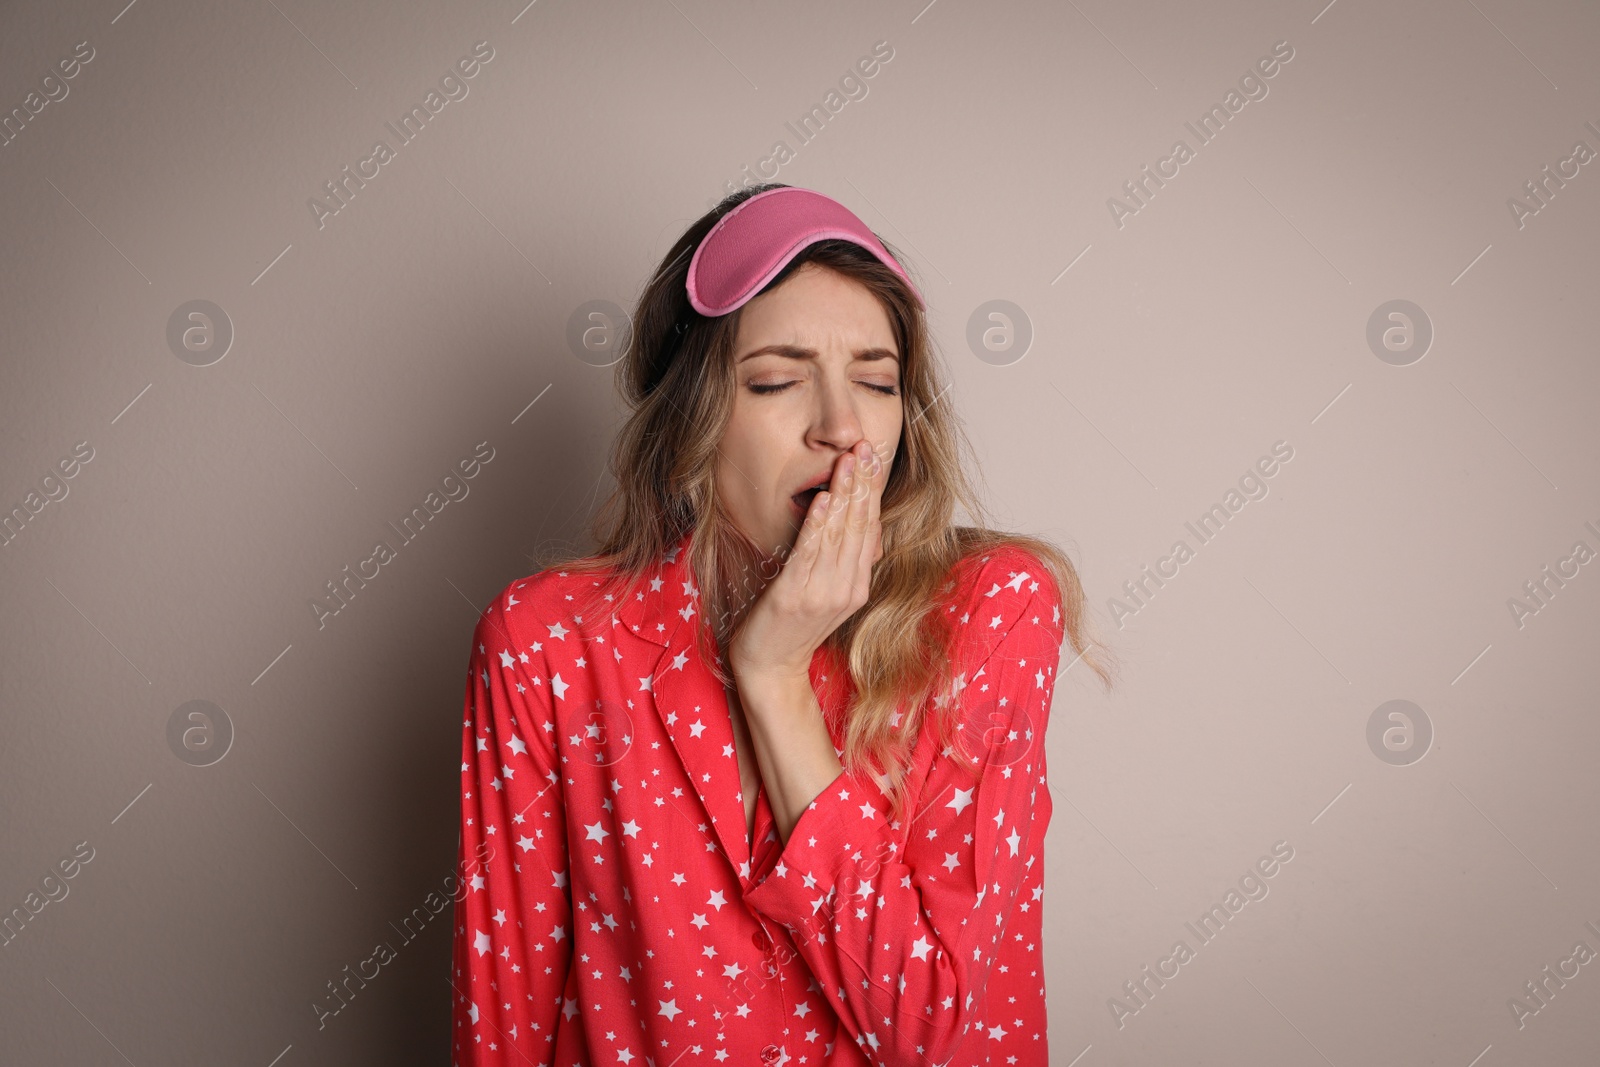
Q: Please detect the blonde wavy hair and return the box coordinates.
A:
[541,182,1118,825]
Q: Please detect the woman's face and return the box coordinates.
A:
[716,262,903,556]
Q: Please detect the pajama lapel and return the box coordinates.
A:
[617,534,757,880]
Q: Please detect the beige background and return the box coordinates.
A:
[3,0,1598,1062]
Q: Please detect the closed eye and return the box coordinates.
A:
[749,382,899,396]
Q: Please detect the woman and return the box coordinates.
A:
[450,184,1115,1066]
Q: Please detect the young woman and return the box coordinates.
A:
[450,184,1115,1066]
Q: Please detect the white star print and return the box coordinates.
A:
[455,534,1060,1060]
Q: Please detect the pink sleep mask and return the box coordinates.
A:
[685,186,925,316]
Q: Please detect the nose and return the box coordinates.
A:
[806,370,867,452]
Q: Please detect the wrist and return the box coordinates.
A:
[731,664,814,704]
[727,645,814,692]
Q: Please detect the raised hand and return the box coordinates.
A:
[728,437,891,685]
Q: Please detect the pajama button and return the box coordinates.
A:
[751,929,771,952]
[760,1044,781,1064]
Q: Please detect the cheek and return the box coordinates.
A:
[716,437,771,509]
[874,412,904,465]
[716,417,758,480]
[723,410,791,480]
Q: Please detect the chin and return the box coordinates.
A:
[766,524,800,556]
[731,516,789,558]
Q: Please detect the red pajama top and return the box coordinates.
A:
[451,529,1065,1067]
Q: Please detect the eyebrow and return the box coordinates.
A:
[736,344,900,365]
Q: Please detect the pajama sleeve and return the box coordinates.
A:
[452,592,573,1066]
[741,549,1064,1066]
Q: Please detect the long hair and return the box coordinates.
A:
[539,182,1118,825]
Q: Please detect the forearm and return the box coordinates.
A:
[734,669,844,844]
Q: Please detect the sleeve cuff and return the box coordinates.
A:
[742,766,897,932]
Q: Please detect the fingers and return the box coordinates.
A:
[830,441,886,612]
[840,444,875,597]
[789,440,890,618]
[789,472,832,588]
[860,439,888,575]
[834,450,863,575]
